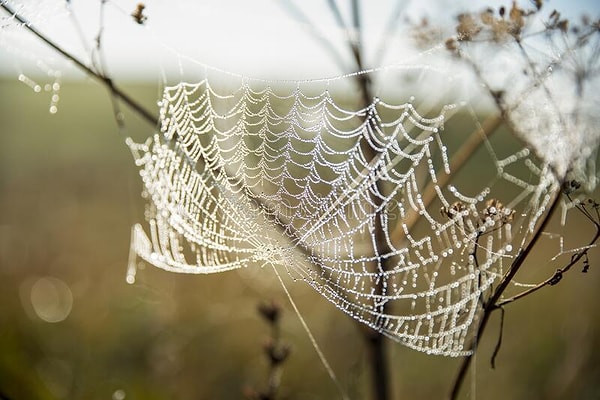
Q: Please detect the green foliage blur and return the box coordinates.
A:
[1,78,599,400]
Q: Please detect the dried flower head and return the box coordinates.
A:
[441,201,468,219]
[258,300,281,324]
[480,199,515,225]
[457,13,482,41]
[131,3,147,25]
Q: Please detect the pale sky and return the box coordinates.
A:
[1,0,598,84]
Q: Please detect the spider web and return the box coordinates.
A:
[3,0,593,358]
[126,75,558,356]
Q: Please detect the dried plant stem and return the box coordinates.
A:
[349,1,391,397]
[449,192,561,400]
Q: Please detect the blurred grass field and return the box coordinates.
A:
[1,77,599,400]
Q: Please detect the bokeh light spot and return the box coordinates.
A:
[30,277,73,323]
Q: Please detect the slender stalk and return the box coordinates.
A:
[449,192,561,400]
[348,2,391,399]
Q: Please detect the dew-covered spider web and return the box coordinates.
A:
[4,0,598,360]
[126,73,559,357]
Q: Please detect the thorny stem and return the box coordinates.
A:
[349,1,391,399]
[449,192,561,400]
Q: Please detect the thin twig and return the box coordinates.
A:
[320,2,391,399]
[496,227,600,307]
[372,0,408,66]
[490,307,504,369]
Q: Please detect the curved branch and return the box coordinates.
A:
[496,226,600,307]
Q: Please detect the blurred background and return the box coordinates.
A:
[1,1,600,399]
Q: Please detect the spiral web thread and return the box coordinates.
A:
[126,77,558,356]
